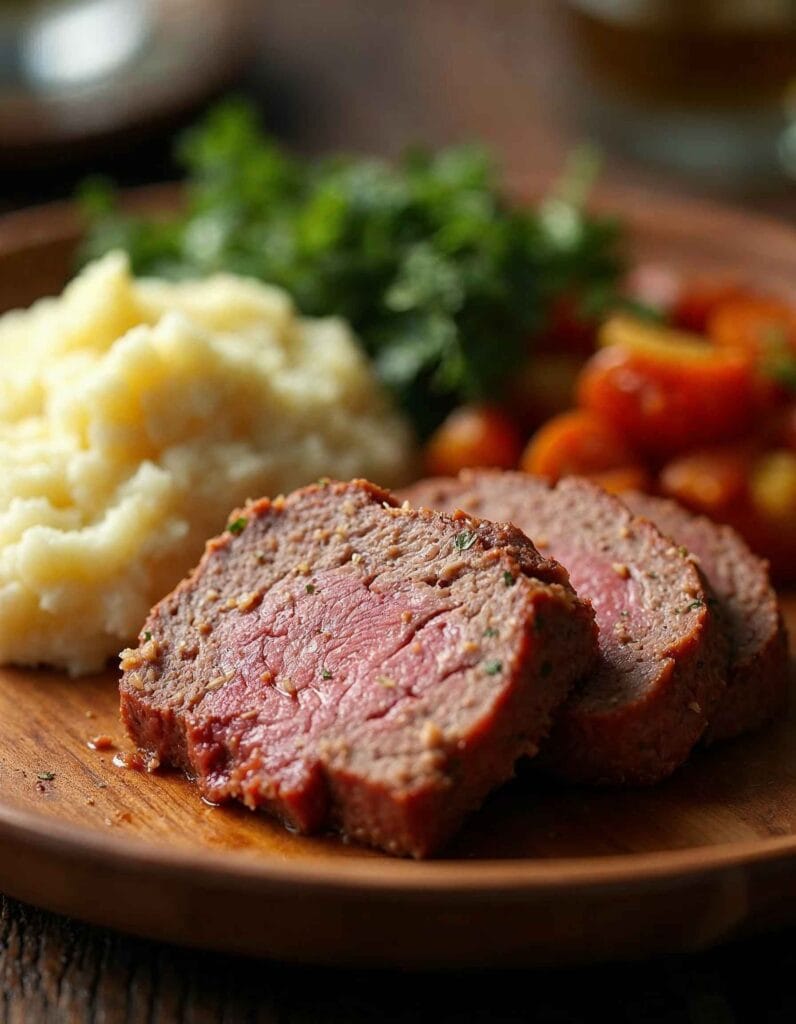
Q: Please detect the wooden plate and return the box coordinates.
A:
[0,187,794,967]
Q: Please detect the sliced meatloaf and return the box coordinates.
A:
[623,491,789,743]
[401,471,729,786]
[119,479,596,857]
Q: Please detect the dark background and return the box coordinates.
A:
[1,2,795,1021]
[4,0,796,219]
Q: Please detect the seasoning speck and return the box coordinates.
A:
[483,627,498,638]
[37,771,55,781]
[143,630,152,642]
[421,721,444,748]
[227,516,247,535]
[484,660,502,676]
[612,562,630,580]
[454,530,477,552]
[321,667,332,680]
[305,583,316,594]
[503,571,515,587]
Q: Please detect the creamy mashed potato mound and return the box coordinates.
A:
[0,253,413,675]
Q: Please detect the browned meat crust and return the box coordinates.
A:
[401,471,729,786]
[119,479,596,857]
[624,491,789,743]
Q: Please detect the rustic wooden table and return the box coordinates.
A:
[1,2,795,1021]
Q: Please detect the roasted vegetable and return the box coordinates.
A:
[578,315,757,456]
[424,404,522,476]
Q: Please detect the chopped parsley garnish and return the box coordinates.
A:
[484,660,503,675]
[483,626,498,638]
[77,103,624,437]
[454,530,477,551]
[321,667,332,680]
[143,630,152,642]
[686,599,704,612]
[305,583,316,594]
[503,571,516,587]
[677,546,688,558]
[37,771,55,781]
[227,517,247,535]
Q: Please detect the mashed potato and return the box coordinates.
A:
[0,253,413,675]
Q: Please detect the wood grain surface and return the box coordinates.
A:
[5,891,796,1024]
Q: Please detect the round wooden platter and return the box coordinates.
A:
[0,187,795,968]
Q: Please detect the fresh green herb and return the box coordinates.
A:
[686,599,704,612]
[227,517,246,535]
[503,571,515,587]
[37,771,55,781]
[77,101,624,436]
[321,667,332,680]
[540,660,552,677]
[484,660,503,675]
[143,630,152,642]
[483,626,498,638]
[454,530,477,551]
[677,546,688,558]
[305,583,316,594]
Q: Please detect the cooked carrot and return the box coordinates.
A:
[520,409,633,479]
[708,295,796,359]
[580,315,757,456]
[587,465,653,495]
[659,447,751,515]
[424,404,523,477]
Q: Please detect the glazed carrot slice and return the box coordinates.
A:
[708,295,796,359]
[579,315,756,457]
[424,404,523,476]
[520,408,634,479]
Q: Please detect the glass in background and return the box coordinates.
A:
[564,0,796,188]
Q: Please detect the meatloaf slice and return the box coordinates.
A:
[119,479,596,857]
[623,491,789,743]
[401,471,729,786]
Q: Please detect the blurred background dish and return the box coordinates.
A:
[0,0,249,167]
[564,0,796,186]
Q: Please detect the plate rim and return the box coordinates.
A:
[2,790,796,894]
[0,182,794,913]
